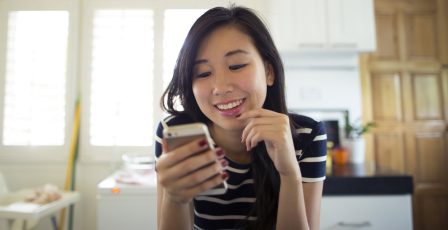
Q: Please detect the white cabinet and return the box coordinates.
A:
[97,171,157,230]
[294,0,328,49]
[321,195,413,230]
[265,0,376,52]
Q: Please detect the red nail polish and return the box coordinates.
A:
[221,172,229,180]
[199,139,208,147]
[220,159,228,167]
[216,149,225,157]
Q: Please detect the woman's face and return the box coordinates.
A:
[192,25,274,131]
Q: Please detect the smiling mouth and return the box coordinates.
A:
[215,99,244,110]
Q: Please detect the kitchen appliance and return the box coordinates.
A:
[322,120,341,147]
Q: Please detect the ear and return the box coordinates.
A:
[265,62,275,86]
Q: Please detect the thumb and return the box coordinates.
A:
[162,138,169,153]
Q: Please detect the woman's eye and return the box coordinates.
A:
[196,72,211,78]
[229,64,247,71]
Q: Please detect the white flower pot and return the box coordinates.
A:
[344,138,365,164]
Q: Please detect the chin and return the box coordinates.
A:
[213,119,245,132]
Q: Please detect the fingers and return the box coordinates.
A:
[169,157,228,191]
[243,125,278,151]
[159,148,225,187]
[173,171,229,200]
[156,138,229,202]
[238,109,290,151]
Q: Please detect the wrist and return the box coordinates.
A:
[165,192,191,206]
[279,169,302,183]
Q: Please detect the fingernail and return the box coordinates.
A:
[221,172,229,180]
[220,159,228,168]
[199,139,208,147]
[216,149,225,157]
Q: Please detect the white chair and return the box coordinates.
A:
[0,172,38,230]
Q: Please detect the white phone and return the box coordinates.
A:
[163,122,228,196]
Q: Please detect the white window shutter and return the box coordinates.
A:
[89,10,154,146]
[162,9,205,88]
[3,11,69,146]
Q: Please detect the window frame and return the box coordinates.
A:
[0,0,79,163]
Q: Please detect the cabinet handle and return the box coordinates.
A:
[330,43,357,48]
[338,221,371,228]
[298,43,325,48]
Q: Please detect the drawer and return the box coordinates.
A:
[321,195,412,230]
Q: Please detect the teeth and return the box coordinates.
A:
[216,99,243,110]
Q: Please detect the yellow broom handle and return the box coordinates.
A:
[59,101,81,230]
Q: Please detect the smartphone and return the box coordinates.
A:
[163,122,228,196]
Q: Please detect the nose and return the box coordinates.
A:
[212,70,233,96]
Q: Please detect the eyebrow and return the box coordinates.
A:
[225,49,249,57]
[194,49,249,65]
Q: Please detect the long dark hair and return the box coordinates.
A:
[160,5,294,229]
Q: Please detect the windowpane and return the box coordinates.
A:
[163,9,205,88]
[3,11,69,146]
[90,10,154,146]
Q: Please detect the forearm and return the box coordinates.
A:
[276,174,309,230]
[158,191,192,230]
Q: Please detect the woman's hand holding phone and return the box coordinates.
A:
[156,133,228,204]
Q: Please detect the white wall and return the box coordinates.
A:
[283,53,362,121]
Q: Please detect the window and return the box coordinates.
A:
[161,9,206,112]
[162,9,205,88]
[80,6,206,160]
[89,10,154,147]
[2,11,69,146]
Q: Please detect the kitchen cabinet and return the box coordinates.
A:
[265,0,376,52]
[321,195,413,230]
[322,163,414,229]
[97,170,157,230]
[364,0,448,228]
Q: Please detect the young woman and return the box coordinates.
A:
[154,5,326,230]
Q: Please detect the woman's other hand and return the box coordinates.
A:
[238,109,298,178]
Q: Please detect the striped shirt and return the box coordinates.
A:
[155,113,327,229]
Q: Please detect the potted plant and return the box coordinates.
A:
[344,119,375,139]
[343,116,375,164]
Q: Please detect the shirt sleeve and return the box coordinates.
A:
[154,121,164,160]
[298,121,327,182]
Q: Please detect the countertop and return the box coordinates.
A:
[323,163,413,196]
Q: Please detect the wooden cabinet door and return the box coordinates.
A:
[363,0,448,229]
